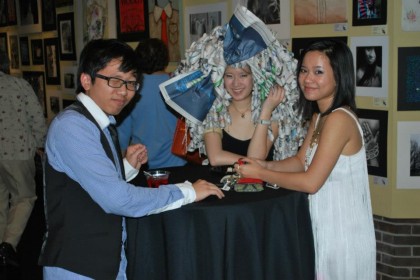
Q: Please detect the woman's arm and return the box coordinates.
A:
[204,131,243,166]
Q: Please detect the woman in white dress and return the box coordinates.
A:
[236,40,376,279]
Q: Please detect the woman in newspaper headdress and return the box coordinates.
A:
[172,6,306,165]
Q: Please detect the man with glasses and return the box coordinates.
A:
[39,39,224,280]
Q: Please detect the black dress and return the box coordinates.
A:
[221,130,274,160]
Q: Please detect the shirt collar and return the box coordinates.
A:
[76,92,116,130]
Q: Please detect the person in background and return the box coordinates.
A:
[117,38,186,169]
[38,39,224,280]
[236,40,376,279]
[0,50,47,267]
[203,62,284,166]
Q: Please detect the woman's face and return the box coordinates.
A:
[364,47,376,65]
[298,51,336,111]
[223,65,253,101]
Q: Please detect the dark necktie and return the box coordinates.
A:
[108,124,125,179]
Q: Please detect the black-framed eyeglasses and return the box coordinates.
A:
[95,73,140,91]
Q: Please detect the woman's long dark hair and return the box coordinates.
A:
[297,40,357,120]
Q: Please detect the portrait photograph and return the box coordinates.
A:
[57,12,76,60]
[31,38,44,65]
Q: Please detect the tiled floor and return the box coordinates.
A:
[0,156,44,280]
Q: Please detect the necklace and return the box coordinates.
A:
[231,103,251,118]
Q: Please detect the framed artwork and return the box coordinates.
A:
[0,0,7,27]
[116,0,149,42]
[7,0,18,26]
[357,109,388,177]
[22,71,47,117]
[57,12,76,60]
[18,0,42,33]
[398,47,420,111]
[9,34,20,71]
[402,0,420,31]
[43,38,60,85]
[19,36,30,65]
[397,121,420,189]
[31,38,44,65]
[295,0,347,25]
[352,0,387,26]
[350,36,389,98]
[184,2,228,49]
[55,0,73,8]
[42,0,56,31]
[0,32,8,57]
[60,65,77,95]
[84,0,107,43]
[292,36,347,61]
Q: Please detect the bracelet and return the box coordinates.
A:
[258,119,271,125]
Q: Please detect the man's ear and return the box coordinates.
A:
[80,73,92,90]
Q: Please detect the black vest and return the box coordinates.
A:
[39,101,123,280]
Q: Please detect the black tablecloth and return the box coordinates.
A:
[126,165,314,280]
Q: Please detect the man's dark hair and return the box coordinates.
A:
[135,38,169,74]
[76,39,142,93]
[0,50,10,74]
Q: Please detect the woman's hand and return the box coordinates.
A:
[125,143,148,170]
[261,84,285,113]
[235,157,264,179]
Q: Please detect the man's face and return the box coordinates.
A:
[81,58,136,115]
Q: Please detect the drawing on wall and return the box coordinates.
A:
[294,0,347,25]
[84,0,107,43]
[397,121,420,189]
[397,47,420,111]
[402,0,420,31]
[350,36,388,98]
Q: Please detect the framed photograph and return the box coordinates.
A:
[397,47,420,111]
[0,32,8,58]
[295,0,347,25]
[43,38,60,85]
[116,0,149,42]
[60,65,77,94]
[292,36,347,61]
[9,34,20,71]
[357,109,388,177]
[8,0,18,26]
[31,39,44,65]
[42,0,56,31]
[19,36,30,65]
[352,0,387,26]
[397,121,420,189]
[57,12,76,60]
[350,36,389,98]
[18,0,42,33]
[184,2,228,49]
[22,71,47,117]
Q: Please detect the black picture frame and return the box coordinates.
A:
[57,12,76,60]
[22,71,47,117]
[42,0,56,31]
[357,109,388,177]
[397,47,420,111]
[116,0,149,42]
[54,0,73,8]
[7,0,18,26]
[352,0,387,26]
[43,37,60,85]
[292,36,348,61]
[0,32,8,58]
[19,36,30,65]
[31,38,44,65]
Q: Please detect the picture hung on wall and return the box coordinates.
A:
[19,36,30,65]
[55,0,73,8]
[0,0,8,27]
[232,0,290,39]
[83,0,107,43]
[397,121,420,189]
[357,109,388,177]
[9,34,20,71]
[42,0,56,31]
[0,32,9,58]
[49,95,60,116]
[294,0,347,25]
[402,0,420,31]
[31,39,44,65]
[147,0,181,62]
[292,36,347,61]
[57,12,76,60]
[397,46,420,111]
[116,0,149,42]
[43,38,60,85]
[0,0,17,26]
[22,71,47,117]
[18,0,42,33]
[61,66,77,95]
[350,36,389,98]
[352,0,387,26]
[184,2,227,50]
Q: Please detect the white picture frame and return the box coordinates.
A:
[184,2,228,50]
[397,121,420,189]
[350,36,389,99]
[60,66,77,95]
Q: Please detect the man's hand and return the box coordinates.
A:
[126,144,148,170]
[192,179,225,201]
